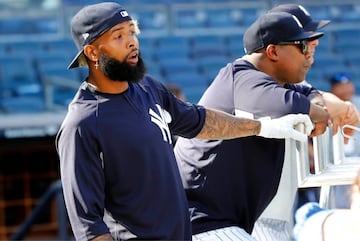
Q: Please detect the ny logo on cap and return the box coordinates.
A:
[120,10,129,17]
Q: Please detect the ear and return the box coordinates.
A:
[265,44,280,61]
[83,44,98,62]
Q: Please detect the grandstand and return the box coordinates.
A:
[0,0,360,239]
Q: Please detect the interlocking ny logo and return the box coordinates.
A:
[149,104,172,144]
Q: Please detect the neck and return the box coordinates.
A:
[87,69,129,94]
[242,54,286,86]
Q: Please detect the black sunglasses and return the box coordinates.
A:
[277,40,310,55]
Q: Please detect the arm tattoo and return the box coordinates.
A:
[196,108,260,140]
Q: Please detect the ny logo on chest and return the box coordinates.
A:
[149,104,172,144]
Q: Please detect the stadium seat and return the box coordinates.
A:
[0,18,33,35]
[198,56,229,81]
[175,9,207,29]
[7,41,45,56]
[0,96,45,113]
[31,17,59,34]
[306,68,325,83]
[190,35,228,58]
[0,56,40,98]
[160,57,199,77]
[131,9,168,31]
[303,5,331,20]
[156,36,190,49]
[205,9,240,28]
[240,7,265,27]
[42,38,76,54]
[138,36,157,52]
[165,71,208,89]
[331,3,360,23]
[154,47,190,62]
[182,84,208,104]
[345,54,360,68]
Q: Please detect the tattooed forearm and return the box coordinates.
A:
[196,108,261,139]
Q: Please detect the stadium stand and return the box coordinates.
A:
[1,0,360,239]
[0,0,359,106]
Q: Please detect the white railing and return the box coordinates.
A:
[291,125,360,208]
[293,126,360,188]
[260,125,360,226]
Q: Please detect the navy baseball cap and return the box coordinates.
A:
[68,2,132,69]
[269,4,330,31]
[243,12,324,55]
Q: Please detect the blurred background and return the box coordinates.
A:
[0,0,360,240]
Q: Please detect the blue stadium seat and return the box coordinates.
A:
[226,34,244,57]
[0,56,41,98]
[138,36,156,49]
[190,35,226,47]
[198,56,228,81]
[333,29,360,56]
[303,5,331,21]
[34,52,73,71]
[0,18,33,35]
[345,54,360,68]
[205,9,240,28]
[153,47,191,62]
[165,71,208,89]
[7,41,45,56]
[160,57,199,77]
[0,96,45,113]
[306,68,324,83]
[0,42,9,56]
[0,16,60,35]
[144,60,162,76]
[52,86,78,106]
[31,17,60,34]
[182,84,208,104]
[239,7,265,27]
[146,70,166,83]
[42,38,77,54]
[190,35,228,58]
[334,28,360,40]
[33,52,81,107]
[226,34,243,46]
[131,9,168,31]
[314,53,347,70]
[316,34,333,54]
[140,48,155,64]
[156,36,190,49]
[175,9,207,29]
[331,4,360,23]
[334,40,360,56]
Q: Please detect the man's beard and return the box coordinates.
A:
[99,52,146,84]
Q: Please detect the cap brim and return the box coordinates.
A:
[288,31,324,42]
[68,50,87,69]
[304,20,331,31]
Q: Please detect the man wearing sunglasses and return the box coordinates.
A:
[174,11,330,241]
[175,8,360,240]
[254,5,360,241]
